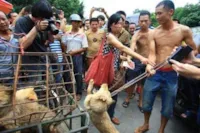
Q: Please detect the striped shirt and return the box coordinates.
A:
[49,31,63,63]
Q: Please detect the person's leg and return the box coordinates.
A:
[135,73,161,133]
[108,94,119,125]
[73,55,83,100]
[123,67,139,108]
[159,71,178,133]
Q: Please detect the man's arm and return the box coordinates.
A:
[146,30,156,75]
[18,20,48,50]
[183,26,197,51]
[101,8,109,19]
[127,33,138,60]
[89,8,95,19]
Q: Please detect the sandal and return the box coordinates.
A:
[76,94,82,101]
[122,101,130,108]
[138,105,144,113]
[181,110,196,119]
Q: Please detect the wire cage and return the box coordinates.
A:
[0,52,88,133]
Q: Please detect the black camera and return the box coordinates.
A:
[46,19,59,35]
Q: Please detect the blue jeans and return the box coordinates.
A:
[142,70,178,118]
[51,59,63,83]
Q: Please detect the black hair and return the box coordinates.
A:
[97,15,105,21]
[7,11,16,19]
[125,20,130,25]
[84,19,89,23]
[173,18,180,24]
[156,0,175,11]
[90,18,99,24]
[139,10,151,19]
[31,0,53,19]
[107,13,121,32]
[116,10,126,17]
[24,5,32,14]
[130,22,136,25]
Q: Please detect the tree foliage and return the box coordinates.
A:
[173,3,200,27]
[7,0,84,19]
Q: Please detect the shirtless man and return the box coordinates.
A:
[135,1,197,133]
[122,11,152,109]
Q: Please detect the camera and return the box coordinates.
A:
[46,19,59,35]
[94,7,102,12]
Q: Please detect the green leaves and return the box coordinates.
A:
[7,0,84,20]
[173,3,200,27]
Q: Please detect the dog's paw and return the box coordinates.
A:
[98,96,107,102]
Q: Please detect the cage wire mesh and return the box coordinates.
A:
[0,52,78,132]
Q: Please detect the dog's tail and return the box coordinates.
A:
[87,79,94,95]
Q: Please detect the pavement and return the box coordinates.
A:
[77,91,198,133]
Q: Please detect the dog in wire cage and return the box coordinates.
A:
[0,85,60,133]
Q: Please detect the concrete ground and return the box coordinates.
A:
[77,91,198,133]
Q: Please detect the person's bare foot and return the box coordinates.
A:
[134,124,149,133]
[158,130,164,133]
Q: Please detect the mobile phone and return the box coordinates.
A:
[168,45,193,64]
[95,8,102,11]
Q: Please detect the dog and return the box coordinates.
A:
[84,79,119,133]
[0,86,59,133]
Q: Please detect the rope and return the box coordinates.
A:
[0,33,26,55]
[111,60,169,97]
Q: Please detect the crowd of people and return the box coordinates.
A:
[0,0,200,133]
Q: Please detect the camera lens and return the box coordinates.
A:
[50,23,59,35]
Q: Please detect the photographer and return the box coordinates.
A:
[0,11,47,84]
[14,0,53,82]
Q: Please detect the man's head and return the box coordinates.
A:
[90,18,99,32]
[31,0,53,21]
[84,19,90,29]
[116,10,126,27]
[173,18,180,24]
[124,20,129,31]
[129,23,136,36]
[97,15,105,28]
[70,14,82,30]
[7,11,18,24]
[24,5,32,16]
[107,13,123,34]
[0,11,9,32]
[155,0,175,25]
[139,10,151,31]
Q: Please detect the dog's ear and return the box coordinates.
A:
[84,95,92,110]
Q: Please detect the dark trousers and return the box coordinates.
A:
[63,55,83,94]
[108,94,118,118]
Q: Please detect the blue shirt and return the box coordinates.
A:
[0,35,19,73]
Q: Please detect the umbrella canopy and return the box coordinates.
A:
[0,0,13,14]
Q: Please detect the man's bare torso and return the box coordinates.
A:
[135,30,152,58]
[154,24,188,67]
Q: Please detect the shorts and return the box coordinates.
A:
[125,59,146,84]
[142,70,178,118]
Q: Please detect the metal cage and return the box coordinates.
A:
[0,52,89,133]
